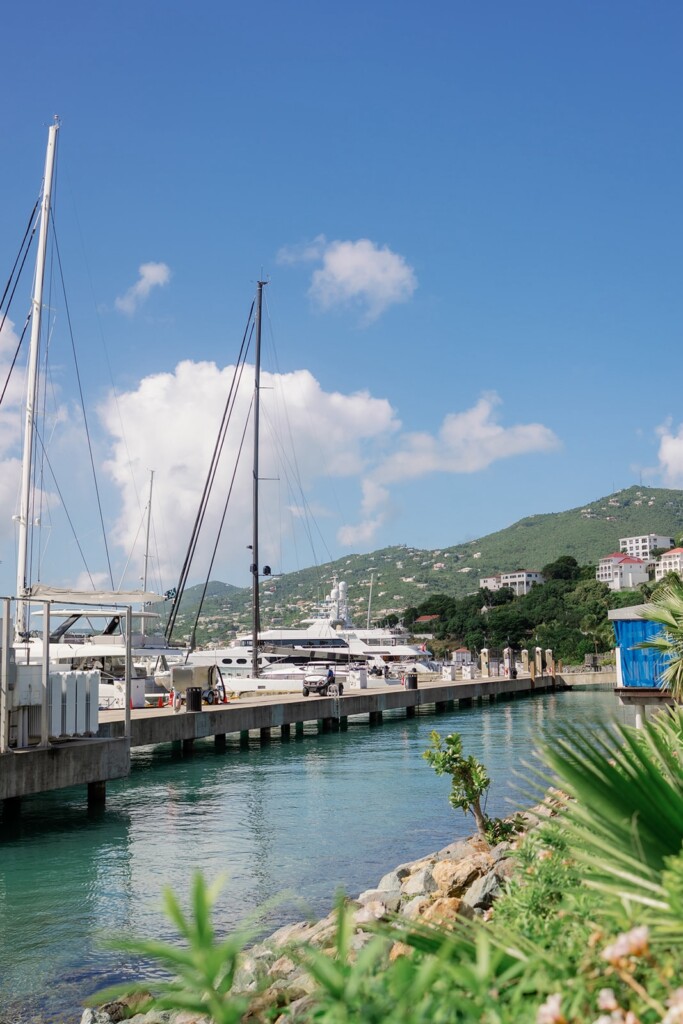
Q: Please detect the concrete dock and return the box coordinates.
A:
[2,673,563,817]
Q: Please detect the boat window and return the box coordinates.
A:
[221,659,233,664]
[236,658,247,664]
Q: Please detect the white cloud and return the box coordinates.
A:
[99,362,398,587]
[655,420,683,484]
[337,479,390,547]
[278,235,417,323]
[374,393,561,484]
[336,393,561,547]
[276,235,327,265]
[114,262,171,315]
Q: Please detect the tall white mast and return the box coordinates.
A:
[250,281,266,677]
[141,469,154,639]
[15,119,59,638]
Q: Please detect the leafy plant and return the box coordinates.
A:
[483,813,527,846]
[422,730,491,836]
[90,874,252,1024]
[637,574,683,699]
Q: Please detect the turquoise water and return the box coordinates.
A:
[0,688,631,1023]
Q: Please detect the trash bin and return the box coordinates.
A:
[406,670,418,690]
[186,686,202,712]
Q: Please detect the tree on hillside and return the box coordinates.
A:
[541,555,581,580]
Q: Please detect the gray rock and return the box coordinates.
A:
[462,870,501,910]
[357,888,401,912]
[434,840,472,861]
[399,896,431,919]
[81,1012,116,1024]
[378,863,412,890]
[401,865,437,896]
[491,841,512,864]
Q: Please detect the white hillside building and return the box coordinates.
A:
[654,547,683,582]
[596,553,649,591]
[480,570,544,596]
[619,534,674,559]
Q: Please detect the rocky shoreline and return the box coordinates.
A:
[83,801,556,1024]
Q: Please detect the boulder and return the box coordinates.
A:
[432,854,491,896]
[354,900,391,925]
[433,840,472,861]
[399,895,431,919]
[357,888,401,912]
[462,870,501,910]
[419,896,475,927]
[401,865,437,896]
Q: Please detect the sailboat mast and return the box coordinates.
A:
[16,119,59,638]
[251,280,266,677]
[141,469,154,639]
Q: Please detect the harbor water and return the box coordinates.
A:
[0,687,631,1023]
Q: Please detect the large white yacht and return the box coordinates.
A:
[186,579,434,678]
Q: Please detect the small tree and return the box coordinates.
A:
[423,730,490,836]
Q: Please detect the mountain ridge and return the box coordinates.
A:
[171,485,683,643]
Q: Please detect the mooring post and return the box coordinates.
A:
[87,781,106,808]
[295,721,304,737]
[280,723,291,740]
[240,730,250,747]
[2,796,21,821]
[320,717,332,733]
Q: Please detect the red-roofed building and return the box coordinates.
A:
[414,614,440,624]
[596,553,649,590]
[654,547,683,582]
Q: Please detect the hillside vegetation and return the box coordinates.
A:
[170,485,683,644]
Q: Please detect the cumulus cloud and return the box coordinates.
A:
[655,420,683,484]
[278,235,417,322]
[374,393,561,484]
[337,479,390,547]
[335,393,561,547]
[99,363,399,586]
[114,262,171,315]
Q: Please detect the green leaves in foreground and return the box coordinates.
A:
[91,874,252,1024]
[537,707,683,935]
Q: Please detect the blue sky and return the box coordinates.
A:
[0,1,681,597]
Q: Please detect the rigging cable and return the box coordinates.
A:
[165,300,255,640]
[49,206,115,588]
[186,396,253,651]
[32,427,99,590]
[0,200,41,410]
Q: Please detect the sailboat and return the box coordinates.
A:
[7,120,177,711]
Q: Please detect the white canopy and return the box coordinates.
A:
[25,585,167,606]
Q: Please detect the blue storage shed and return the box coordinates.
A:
[608,604,669,689]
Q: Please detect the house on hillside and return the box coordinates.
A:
[654,547,683,582]
[414,614,440,626]
[479,570,544,596]
[596,553,649,591]
[619,533,674,559]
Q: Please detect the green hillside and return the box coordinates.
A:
[170,485,683,644]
